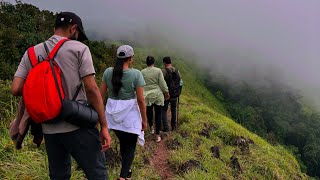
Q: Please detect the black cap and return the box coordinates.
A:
[55,12,88,42]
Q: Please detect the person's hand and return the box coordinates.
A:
[100,127,111,152]
[165,92,170,100]
[142,120,147,131]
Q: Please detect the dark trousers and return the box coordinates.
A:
[162,98,178,131]
[44,128,108,180]
[113,130,138,178]
[146,104,162,135]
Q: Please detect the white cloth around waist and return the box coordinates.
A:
[105,98,145,146]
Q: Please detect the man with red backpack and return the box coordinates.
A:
[162,56,182,131]
[11,12,111,180]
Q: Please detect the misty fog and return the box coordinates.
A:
[6,0,320,107]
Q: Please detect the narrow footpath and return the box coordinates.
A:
[149,137,174,180]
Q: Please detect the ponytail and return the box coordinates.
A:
[112,58,125,96]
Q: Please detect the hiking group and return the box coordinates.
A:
[9,12,182,180]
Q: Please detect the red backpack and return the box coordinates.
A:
[23,39,69,123]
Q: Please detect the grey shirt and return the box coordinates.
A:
[14,35,95,134]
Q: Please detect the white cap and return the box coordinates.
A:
[117,45,134,58]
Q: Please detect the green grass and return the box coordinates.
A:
[0,123,159,180]
[0,47,309,179]
[167,91,308,179]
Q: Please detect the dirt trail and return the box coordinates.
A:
[149,107,175,180]
[149,137,175,180]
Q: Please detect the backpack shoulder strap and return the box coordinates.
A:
[47,39,69,103]
[47,38,69,60]
[165,67,172,76]
[164,68,172,81]
[72,84,83,101]
[43,42,49,55]
[27,46,39,67]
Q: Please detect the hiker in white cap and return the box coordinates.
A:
[100,45,147,180]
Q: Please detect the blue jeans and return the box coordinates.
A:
[44,128,108,180]
[162,98,177,131]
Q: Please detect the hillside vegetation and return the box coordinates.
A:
[0,2,309,179]
[204,71,320,177]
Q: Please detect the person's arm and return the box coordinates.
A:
[79,46,110,152]
[83,75,106,127]
[83,75,111,152]
[11,77,25,96]
[11,51,30,96]
[136,86,147,130]
[100,82,107,102]
[134,70,147,130]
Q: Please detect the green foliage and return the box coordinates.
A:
[0,80,18,120]
[0,1,55,80]
[206,77,320,178]
[85,41,116,78]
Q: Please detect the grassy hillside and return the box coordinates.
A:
[204,69,320,177]
[0,2,308,179]
[162,57,307,179]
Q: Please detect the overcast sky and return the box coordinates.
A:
[6,0,320,107]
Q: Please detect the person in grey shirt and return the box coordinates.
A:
[11,12,111,180]
[161,56,182,131]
